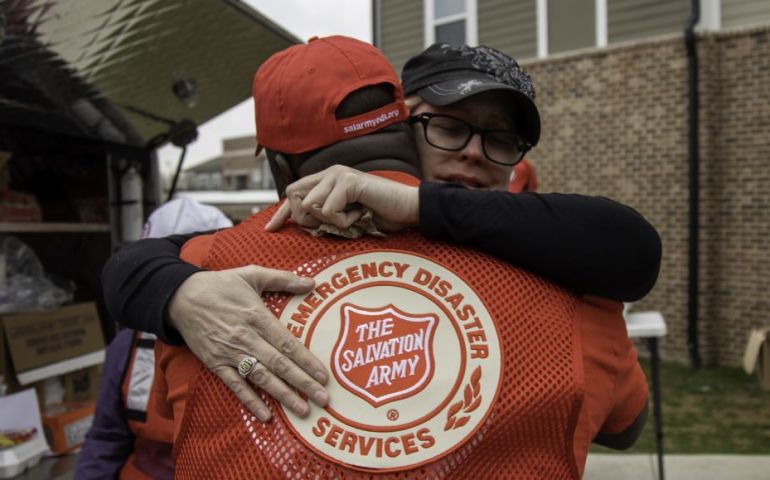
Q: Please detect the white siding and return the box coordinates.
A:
[608,0,690,44]
[379,0,425,75]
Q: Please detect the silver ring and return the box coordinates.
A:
[237,356,258,378]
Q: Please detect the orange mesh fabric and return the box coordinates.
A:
[174,205,583,479]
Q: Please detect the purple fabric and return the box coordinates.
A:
[133,437,174,479]
[75,329,135,479]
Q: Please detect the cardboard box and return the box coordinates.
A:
[23,365,101,408]
[62,365,101,403]
[1,303,105,386]
[743,327,770,391]
[41,401,95,455]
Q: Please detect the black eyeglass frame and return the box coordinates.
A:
[408,113,531,166]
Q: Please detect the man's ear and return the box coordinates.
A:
[266,149,297,198]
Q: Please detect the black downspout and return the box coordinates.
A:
[371,0,381,48]
[685,0,702,370]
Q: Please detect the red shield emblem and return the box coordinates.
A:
[332,304,437,407]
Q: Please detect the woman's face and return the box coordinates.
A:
[412,91,516,191]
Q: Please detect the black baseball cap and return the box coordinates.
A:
[402,43,540,146]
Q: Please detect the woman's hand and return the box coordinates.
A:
[167,265,329,422]
[265,165,419,232]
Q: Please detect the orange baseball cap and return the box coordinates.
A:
[253,35,409,154]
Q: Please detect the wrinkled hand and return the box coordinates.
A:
[167,266,328,422]
[265,165,419,233]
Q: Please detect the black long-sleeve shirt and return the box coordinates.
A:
[101,183,661,344]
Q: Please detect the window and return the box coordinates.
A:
[193,173,209,190]
[251,169,262,187]
[424,0,478,46]
[547,0,596,54]
[423,0,704,60]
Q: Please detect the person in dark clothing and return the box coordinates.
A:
[75,329,136,479]
[101,41,661,423]
[77,199,231,479]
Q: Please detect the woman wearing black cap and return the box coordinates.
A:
[274,42,660,301]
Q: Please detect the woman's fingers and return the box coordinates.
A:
[265,201,292,231]
[267,166,419,234]
[231,266,330,392]
[288,189,321,229]
[239,336,330,418]
[213,366,272,422]
[276,166,365,229]
[168,268,329,423]
[234,265,316,296]
[319,179,364,229]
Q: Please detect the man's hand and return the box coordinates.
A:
[167,266,329,422]
[265,165,419,232]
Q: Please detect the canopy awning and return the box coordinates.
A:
[0,0,299,147]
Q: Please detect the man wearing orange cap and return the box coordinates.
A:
[149,36,648,478]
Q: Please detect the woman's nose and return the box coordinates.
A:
[460,133,485,163]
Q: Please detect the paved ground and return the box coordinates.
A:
[584,454,770,480]
[20,452,770,479]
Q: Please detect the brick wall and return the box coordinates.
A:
[521,25,770,366]
[704,27,770,365]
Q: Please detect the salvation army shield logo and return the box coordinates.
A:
[240,250,502,472]
[333,304,437,407]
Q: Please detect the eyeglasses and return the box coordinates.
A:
[408,113,530,166]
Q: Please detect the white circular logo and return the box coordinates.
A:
[246,251,501,472]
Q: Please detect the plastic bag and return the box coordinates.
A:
[0,236,74,313]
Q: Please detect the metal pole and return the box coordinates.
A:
[166,146,187,203]
[685,0,702,370]
[649,337,665,480]
[371,0,381,47]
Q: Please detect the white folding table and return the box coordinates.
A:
[625,310,667,480]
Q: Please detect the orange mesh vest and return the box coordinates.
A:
[174,204,584,479]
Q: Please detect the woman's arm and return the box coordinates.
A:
[268,166,661,301]
[101,233,328,421]
[101,170,660,421]
[101,233,201,344]
[419,183,662,301]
